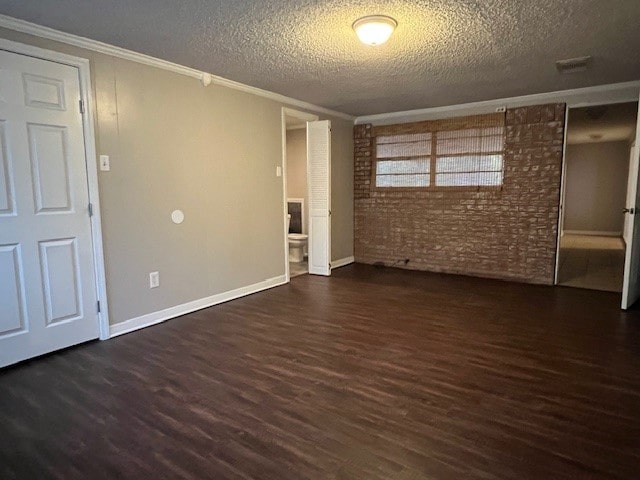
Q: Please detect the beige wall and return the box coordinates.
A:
[0,27,353,326]
[285,128,308,232]
[564,141,629,233]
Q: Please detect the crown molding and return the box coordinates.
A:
[0,14,354,122]
[356,81,640,125]
[3,14,635,127]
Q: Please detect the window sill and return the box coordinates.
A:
[372,185,504,193]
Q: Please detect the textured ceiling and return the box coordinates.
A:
[567,102,638,145]
[1,0,640,116]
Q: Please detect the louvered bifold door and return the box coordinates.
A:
[306,120,331,276]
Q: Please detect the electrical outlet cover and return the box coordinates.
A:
[99,155,110,171]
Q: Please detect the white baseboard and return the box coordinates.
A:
[563,230,622,237]
[109,274,287,338]
[332,256,355,269]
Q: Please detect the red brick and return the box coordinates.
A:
[353,104,565,285]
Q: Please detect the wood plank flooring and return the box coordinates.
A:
[1,264,640,479]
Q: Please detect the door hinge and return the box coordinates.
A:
[79,99,85,114]
[88,203,94,217]
[329,210,332,216]
[97,301,101,313]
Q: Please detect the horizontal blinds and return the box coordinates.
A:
[374,113,506,188]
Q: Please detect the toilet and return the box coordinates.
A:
[288,233,308,263]
[287,204,308,263]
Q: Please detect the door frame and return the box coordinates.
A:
[281,107,318,282]
[554,105,570,284]
[0,38,110,339]
[621,99,640,309]
[554,99,638,286]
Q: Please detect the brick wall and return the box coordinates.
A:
[353,104,565,285]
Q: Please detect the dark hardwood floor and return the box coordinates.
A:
[2,264,640,480]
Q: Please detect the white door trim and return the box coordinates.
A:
[281,108,318,282]
[0,38,110,339]
[622,95,640,309]
[554,105,570,284]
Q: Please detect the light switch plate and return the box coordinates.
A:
[99,155,110,171]
[276,166,282,177]
[149,271,160,289]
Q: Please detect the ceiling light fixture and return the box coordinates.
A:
[353,15,397,46]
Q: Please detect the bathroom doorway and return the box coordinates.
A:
[556,101,638,293]
[282,108,318,279]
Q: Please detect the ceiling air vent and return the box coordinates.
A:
[556,56,592,74]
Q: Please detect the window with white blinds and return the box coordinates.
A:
[375,133,431,187]
[374,114,506,189]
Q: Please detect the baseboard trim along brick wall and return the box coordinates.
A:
[354,104,566,285]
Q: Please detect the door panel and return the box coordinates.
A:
[39,238,83,324]
[622,143,640,309]
[310,216,330,273]
[0,50,98,367]
[28,124,73,213]
[0,121,15,215]
[23,73,66,110]
[307,120,331,276]
[623,144,637,246]
[0,243,27,336]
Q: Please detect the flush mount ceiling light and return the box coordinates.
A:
[353,15,397,46]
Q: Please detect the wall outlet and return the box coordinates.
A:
[149,271,160,289]
[495,106,506,113]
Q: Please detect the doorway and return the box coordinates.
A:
[281,108,332,280]
[285,116,309,277]
[282,109,316,279]
[557,102,638,293]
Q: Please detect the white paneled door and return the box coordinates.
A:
[0,50,99,367]
[307,120,331,276]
